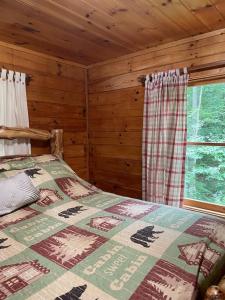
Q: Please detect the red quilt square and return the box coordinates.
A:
[31,226,107,269]
[0,208,40,230]
[105,199,160,219]
[130,259,196,300]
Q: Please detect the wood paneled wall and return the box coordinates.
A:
[88,28,225,199]
[2,27,225,195]
[0,41,88,179]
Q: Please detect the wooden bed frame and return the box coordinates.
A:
[0,126,224,299]
[0,126,63,158]
[205,276,225,300]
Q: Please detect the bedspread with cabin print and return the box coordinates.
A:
[0,155,225,300]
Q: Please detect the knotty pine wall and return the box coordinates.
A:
[1,28,225,193]
[0,42,88,179]
[88,28,225,199]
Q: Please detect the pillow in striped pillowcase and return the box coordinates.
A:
[0,172,40,215]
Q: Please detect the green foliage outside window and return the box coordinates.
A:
[185,83,225,205]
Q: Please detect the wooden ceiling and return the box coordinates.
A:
[1,0,225,65]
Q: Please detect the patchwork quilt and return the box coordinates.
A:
[0,155,225,300]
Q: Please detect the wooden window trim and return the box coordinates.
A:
[187,142,225,146]
[183,198,225,217]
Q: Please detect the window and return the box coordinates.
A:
[185,82,225,211]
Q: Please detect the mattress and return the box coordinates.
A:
[0,155,225,300]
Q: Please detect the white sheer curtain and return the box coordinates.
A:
[0,68,31,156]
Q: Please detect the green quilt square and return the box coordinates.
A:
[38,160,74,179]
[7,157,36,170]
[73,240,157,300]
[161,233,210,274]
[78,193,123,209]
[0,248,66,300]
[143,205,201,231]
[4,214,67,247]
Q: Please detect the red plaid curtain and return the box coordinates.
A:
[142,69,189,207]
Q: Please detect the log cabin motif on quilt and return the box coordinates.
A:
[0,155,225,300]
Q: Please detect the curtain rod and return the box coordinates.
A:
[137,60,225,86]
[0,67,32,86]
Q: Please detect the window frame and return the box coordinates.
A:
[184,81,225,215]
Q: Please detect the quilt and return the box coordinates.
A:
[0,155,225,300]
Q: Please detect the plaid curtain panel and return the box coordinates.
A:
[142,69,189,207]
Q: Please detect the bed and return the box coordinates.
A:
[0,126,225,300]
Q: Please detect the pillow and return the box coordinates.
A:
[0,172,40,215]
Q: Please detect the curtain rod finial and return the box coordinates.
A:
[26,75,32,86]
[137,75,146,86]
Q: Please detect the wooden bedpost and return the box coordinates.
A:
[205,276,225,300]
[50,129,63,158]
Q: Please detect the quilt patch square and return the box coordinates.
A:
[4,167,53,188]
[78,193,122,209]
[36,188,64,208]
[130,259,197,300]
[44,201,100,225]
[27,167,53,187]
[0,162,10,179]
[32,154,58,164]
[31,181,73,212]
[55,177,97,200]
[0,232,26,262]
[185,216,225,250]
[31,225,108,269]
[142,206,201,232]
[178,240,221,277]
[0,248,66,300]
[1,157,35,171]
[74,240,156,300]
[0,208,40,230]
[75,211,133,239]
[0,259,49,299]
[112,221,181,257]
[87,214,124,232]
[160,233,210,275]
[5,215,67,247]
[105,199,160,219]
[38,160,75,179]
[27,271,116,300]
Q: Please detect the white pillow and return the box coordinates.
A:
[0,172,40,215]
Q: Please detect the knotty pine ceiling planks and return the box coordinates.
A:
[0,0,225,64]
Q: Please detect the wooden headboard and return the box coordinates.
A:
[0,126,63,158]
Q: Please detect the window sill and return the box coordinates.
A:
[183,198,225,218]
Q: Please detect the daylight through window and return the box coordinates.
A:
[185,82,225,207]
